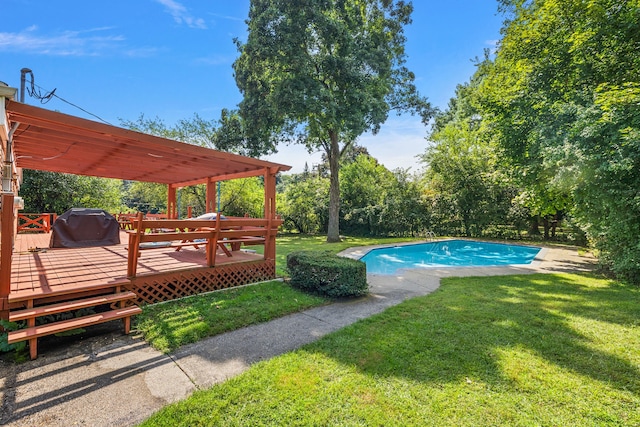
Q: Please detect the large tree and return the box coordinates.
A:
[481,0,640,281]
[233,0,432,242]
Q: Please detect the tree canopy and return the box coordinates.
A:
[233,0,432,241]
[20,171,124,214]
[479,0,640,282]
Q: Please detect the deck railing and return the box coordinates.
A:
[126,213,281,278]
[17,213,57,233]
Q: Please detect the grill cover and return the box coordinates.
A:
[50,208,120,248]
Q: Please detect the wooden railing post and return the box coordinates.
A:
[263,168,278,264]
[42,214,48,233]
[45,213,52,232]
[0,193,15,321]
[264,216,274,261]
[126,212,144,278]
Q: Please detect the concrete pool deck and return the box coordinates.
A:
[0,244,596,427]
[340,241,595,297]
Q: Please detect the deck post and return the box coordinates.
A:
[127,212,144,278]
[263,168,278,262]
[0,193,15,321]
[167,185,177,219]
[206,177,216,213]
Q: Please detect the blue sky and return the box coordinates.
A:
[1,0,505,174]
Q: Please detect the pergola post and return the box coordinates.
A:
[206,177,216,213]
[167,185,177,219]
[263,167,278,261]
[264,167,277,219]
[0,193,15,321]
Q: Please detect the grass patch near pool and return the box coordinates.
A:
[140,273,640,426]
[135,280,329,353]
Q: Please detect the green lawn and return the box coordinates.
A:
[136,234,417,352]
[135,280,329,352]
[139,272,639,426]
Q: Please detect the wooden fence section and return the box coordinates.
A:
[17,213,56,233]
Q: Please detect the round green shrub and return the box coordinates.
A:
[286,250,368,298]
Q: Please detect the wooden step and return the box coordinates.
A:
[7,306,142,344]
[8,280,131,304]
[9,291,138,322]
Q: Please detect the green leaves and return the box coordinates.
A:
[0,320,26,354]
[478,0,640,281]
[234,0,432,241]
[21,171,125,214]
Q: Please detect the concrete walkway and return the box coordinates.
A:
[0,244,595,427]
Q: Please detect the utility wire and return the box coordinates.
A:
[24,72,114,126]
[32,81,114,126]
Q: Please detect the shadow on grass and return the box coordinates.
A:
[305,272,640,395]
[135,281,329,352]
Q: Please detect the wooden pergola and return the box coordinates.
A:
[3,98,290,216]
[0,88,291,358]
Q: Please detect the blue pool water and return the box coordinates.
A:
[360,240,542,275]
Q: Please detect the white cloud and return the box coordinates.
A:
[359,116,429,172]
[155,0,207,29]
[208,13,245,22]
[0,26,126,56]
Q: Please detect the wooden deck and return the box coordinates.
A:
[2,97,288,359]
[6,221,277,359]
[10,230,264,304]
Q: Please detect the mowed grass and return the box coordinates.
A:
[135,280,328,353]
[136,234,417,352]
[140,272,640,426]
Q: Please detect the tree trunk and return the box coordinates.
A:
[543,217,550,240]
[550,213,559,238]
[326,130,341,242]
[528,216,541,236]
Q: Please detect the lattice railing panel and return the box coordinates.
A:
[130,260,275,305]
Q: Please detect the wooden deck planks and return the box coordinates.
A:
[10,231,264,301]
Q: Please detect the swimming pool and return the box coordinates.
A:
[360,240,542,275]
